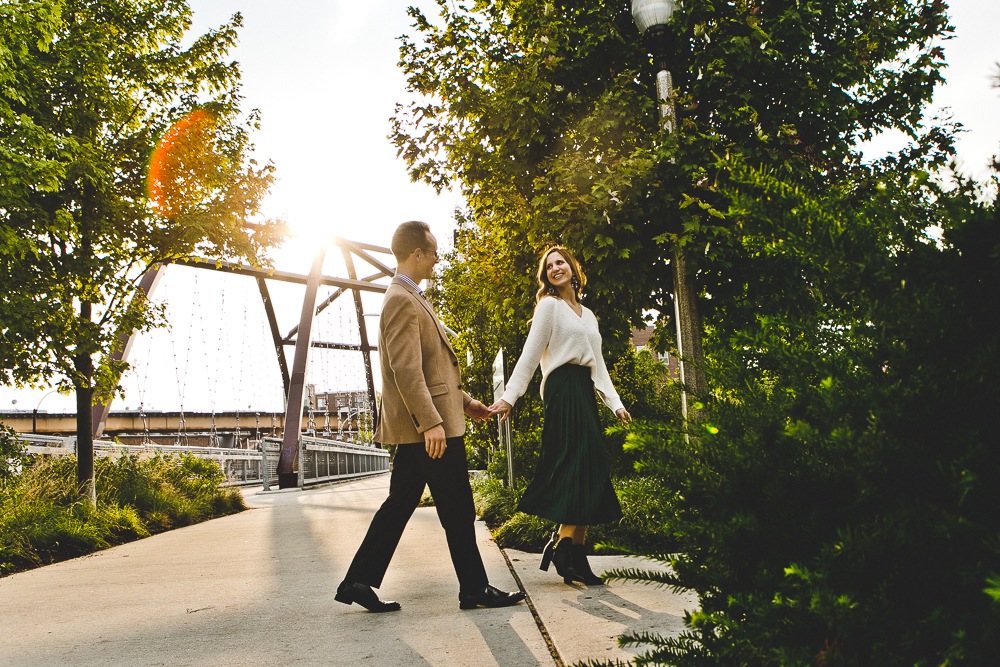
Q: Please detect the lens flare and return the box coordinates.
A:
[147,110,216,219]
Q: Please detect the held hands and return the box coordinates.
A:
[486,400,628,425]
[464,399,492,422]
[487,399,513,424]
[430,399,513,458]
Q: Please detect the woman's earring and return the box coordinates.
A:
[571,275,580,290]
[547,284,557,295]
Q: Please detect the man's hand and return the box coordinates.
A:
[423,424,447,459]
[464,399,491,422]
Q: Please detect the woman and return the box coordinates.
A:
[489,246,630,585]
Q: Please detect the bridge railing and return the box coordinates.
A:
[15,432,389,490]
[259,435,391,491]
[16,433,265,486]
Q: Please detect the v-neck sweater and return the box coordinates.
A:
[500,296,625,413]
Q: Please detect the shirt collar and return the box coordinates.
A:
[396,273,425,299]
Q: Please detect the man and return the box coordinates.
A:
[335,221,525,612]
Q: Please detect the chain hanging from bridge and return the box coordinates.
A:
[25,237,396,489]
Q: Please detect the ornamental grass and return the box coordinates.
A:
[0,453,245,576]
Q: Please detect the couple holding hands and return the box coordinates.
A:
[335,221,631,613]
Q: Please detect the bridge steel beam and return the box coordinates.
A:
[282,272,381,342]
[335,237,396,281]
[87,241,395,477]
[278,249,327,488]
[256,277,291,398]
[280,340,379,352]
[178,256,387,293]
[339,244,379,427]
[92,265,165,439]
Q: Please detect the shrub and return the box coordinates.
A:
[472,477,521,526]
[0,424,25,485]
[493,511,554,549]
[594,174,1000,665]
[0,453,246,576]
[472,474,678,555]
[590,474,676,556]
[486,426,544,486]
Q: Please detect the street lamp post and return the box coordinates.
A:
[33,389,60,434]
[631,0,707,424]
[632,0,679,131]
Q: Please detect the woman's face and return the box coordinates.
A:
[545,252,573,290]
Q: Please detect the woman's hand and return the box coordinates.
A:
[615,408,631,424]
[488,399,513,424]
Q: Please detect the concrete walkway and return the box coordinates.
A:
[0,476,695,666]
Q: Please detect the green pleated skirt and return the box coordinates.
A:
[516,363,623,526]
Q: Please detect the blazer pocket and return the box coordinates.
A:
[427,382,449,397]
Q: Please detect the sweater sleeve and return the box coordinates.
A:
[499,298,556,406]
[589,315,626,413]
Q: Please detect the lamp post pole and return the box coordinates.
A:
[631,0,707,424]
[33,389,60,434]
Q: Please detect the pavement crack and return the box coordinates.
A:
[499,546,564,667]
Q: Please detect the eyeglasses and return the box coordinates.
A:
[420,248,439,260]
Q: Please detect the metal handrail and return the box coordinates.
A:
[16,433,265,486]
[13,432,390,490]
[260,435,389,490]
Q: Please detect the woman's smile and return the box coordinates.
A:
[547,255,571,287]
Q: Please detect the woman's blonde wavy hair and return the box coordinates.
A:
[535,246,586,303]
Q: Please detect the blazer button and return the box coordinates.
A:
[452,361,458,366]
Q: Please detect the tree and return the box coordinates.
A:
[391,0,951,417]
[597,54,1000,667]
[603,159,1000,665]
[389,2,1000,663]
[0,0,281,502]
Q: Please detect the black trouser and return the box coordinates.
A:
[343,436,488,593]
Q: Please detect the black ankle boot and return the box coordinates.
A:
[571,543,604,585]
[551,537,578,584]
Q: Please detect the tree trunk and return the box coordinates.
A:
[671,247,707,423]
[77,169,97,505]
[75,303,96,507]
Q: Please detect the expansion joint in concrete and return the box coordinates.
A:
[499,545,565,667]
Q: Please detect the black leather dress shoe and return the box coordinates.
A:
[458,584,527,610]
[335,581,401,612]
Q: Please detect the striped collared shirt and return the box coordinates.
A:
[396,273,426,300]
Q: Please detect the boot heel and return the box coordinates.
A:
[539,532,557,571]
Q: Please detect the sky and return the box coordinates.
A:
[3,0,1000,418]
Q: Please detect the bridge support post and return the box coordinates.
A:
[261,440,271,491]
[278,249,327,488]
[339,245,378,435]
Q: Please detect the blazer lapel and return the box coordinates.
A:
[392,276,456,356]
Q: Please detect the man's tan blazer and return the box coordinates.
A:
[375,276,472,445]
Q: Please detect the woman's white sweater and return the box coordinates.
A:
[499,296,625,413]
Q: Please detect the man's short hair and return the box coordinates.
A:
[391,220,432,262]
